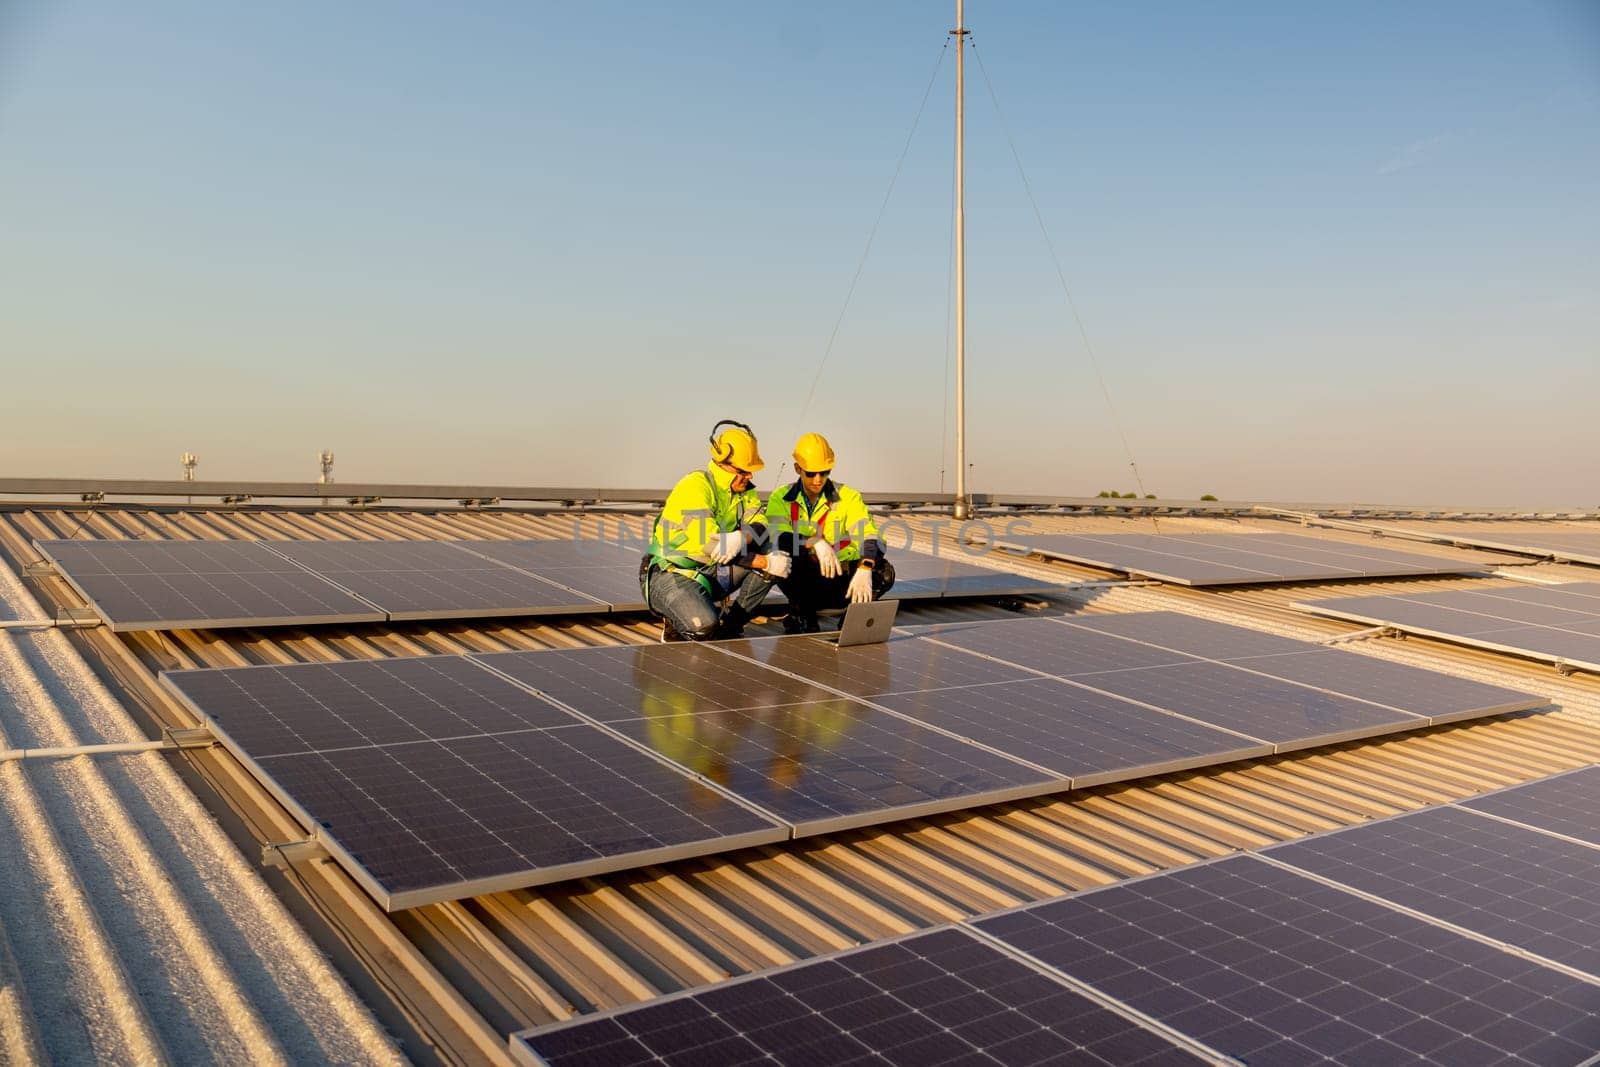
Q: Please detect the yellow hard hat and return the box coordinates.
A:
[709,421,765,472]
[792,433,835,474]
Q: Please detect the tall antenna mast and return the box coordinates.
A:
[951,0,970,520]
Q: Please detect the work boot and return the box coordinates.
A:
[714,604,754,640]
[660,619,690,643]
[782,613,820,635]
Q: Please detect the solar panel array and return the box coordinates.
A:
[162,611,1544,908]
[455,540,651,611]
[38,537,1061,631]
[518,767,1600,1066]
[886,551,1061,600]
[269,539,610,621]
[974,855,1600,1065]
[1297,582,1600,674]
[161,656,786,907]
[999,531,1488,586]
[514,927,1208,1066]
[33,539,386,632]
[1372,525,1600,567]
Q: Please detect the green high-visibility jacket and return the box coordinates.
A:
[647,465,768,581]
[766,479,882,565]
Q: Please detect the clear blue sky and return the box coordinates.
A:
[2,2,1596,505]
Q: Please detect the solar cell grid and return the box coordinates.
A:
[975,855,1600,1065]
[1269,806,1600,978]
[1380,588,1598,627]
[1054,611,1316,660]
[475,644,839,724]
[1073,660,1424,750]
[1300,589,1600,673]
[513,926,1203,1067]
[717,633,1036,697]
[267,539,606,620]
[1206,649,1545,724]
[928,616,1204,678]
[35,538,385,631]
[161,657,786,908]
[257,724,783,906]
[453,540,650,611]
[1462,766,1600,848]
[600,698,1053,834]
[1012,532,1485,586]
[1379,528,1600,567]
[871,677,1270,784]
[163,655,578,756]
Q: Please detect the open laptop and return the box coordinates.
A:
[827,599,899,647]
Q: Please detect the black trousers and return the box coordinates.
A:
[777,556,896,618]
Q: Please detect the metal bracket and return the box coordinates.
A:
[220,494,253,504]
[1321,624,1401,646]
[55,607,102,628]
[162,726,214,749]
[1555,659,1576,677]
[79,492,105,503]
[262,837,330,870]
[458,497,502,508]
[23,560,56,578]
[345,496,381,506]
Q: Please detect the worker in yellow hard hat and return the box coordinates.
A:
[765,432,894,634]
[640,419,791,641]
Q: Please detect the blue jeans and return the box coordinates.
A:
[644,565,774,639]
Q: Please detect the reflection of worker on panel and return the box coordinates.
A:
[633,654,862,808]
[640,420,791,642]
[768,434,896,633]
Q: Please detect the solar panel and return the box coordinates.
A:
[266,539,607,620]
[719,633,1037,697]
[599,698,1054,835]
[475,645,840,724]
[872,678,1270,785]
[477,644,1056,835]
[161,656,785,908]
[34,538,385,631]
[927,616,1206,677]
[975,854,1600,1065]
[454,540,651,611]
[1055,611,1314,660]
[915,612,1540,746]
[1073,660,1425,749]
[1462,766,1600,848]
[885,551,1061,601]
[513,926,1205,1067]
[1269,806,1600,978]
[1367,526,1600,567]
[1007,532,1486,586]
[1298,585,1600,674]
[1207,649,1545,724]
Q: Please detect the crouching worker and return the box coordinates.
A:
[767,433,895,634]
[641,420,791,641]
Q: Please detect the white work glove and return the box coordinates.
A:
[847,566,874,604]
[763,551,791,579]
[812,538,842,579]
[709,529,745,564]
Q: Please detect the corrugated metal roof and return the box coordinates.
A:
[3,502,1599,1065]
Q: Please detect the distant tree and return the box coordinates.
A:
[1144,494,1156,499]
[1200,493,1218,501]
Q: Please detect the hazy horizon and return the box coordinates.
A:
[2,2,1596,509]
